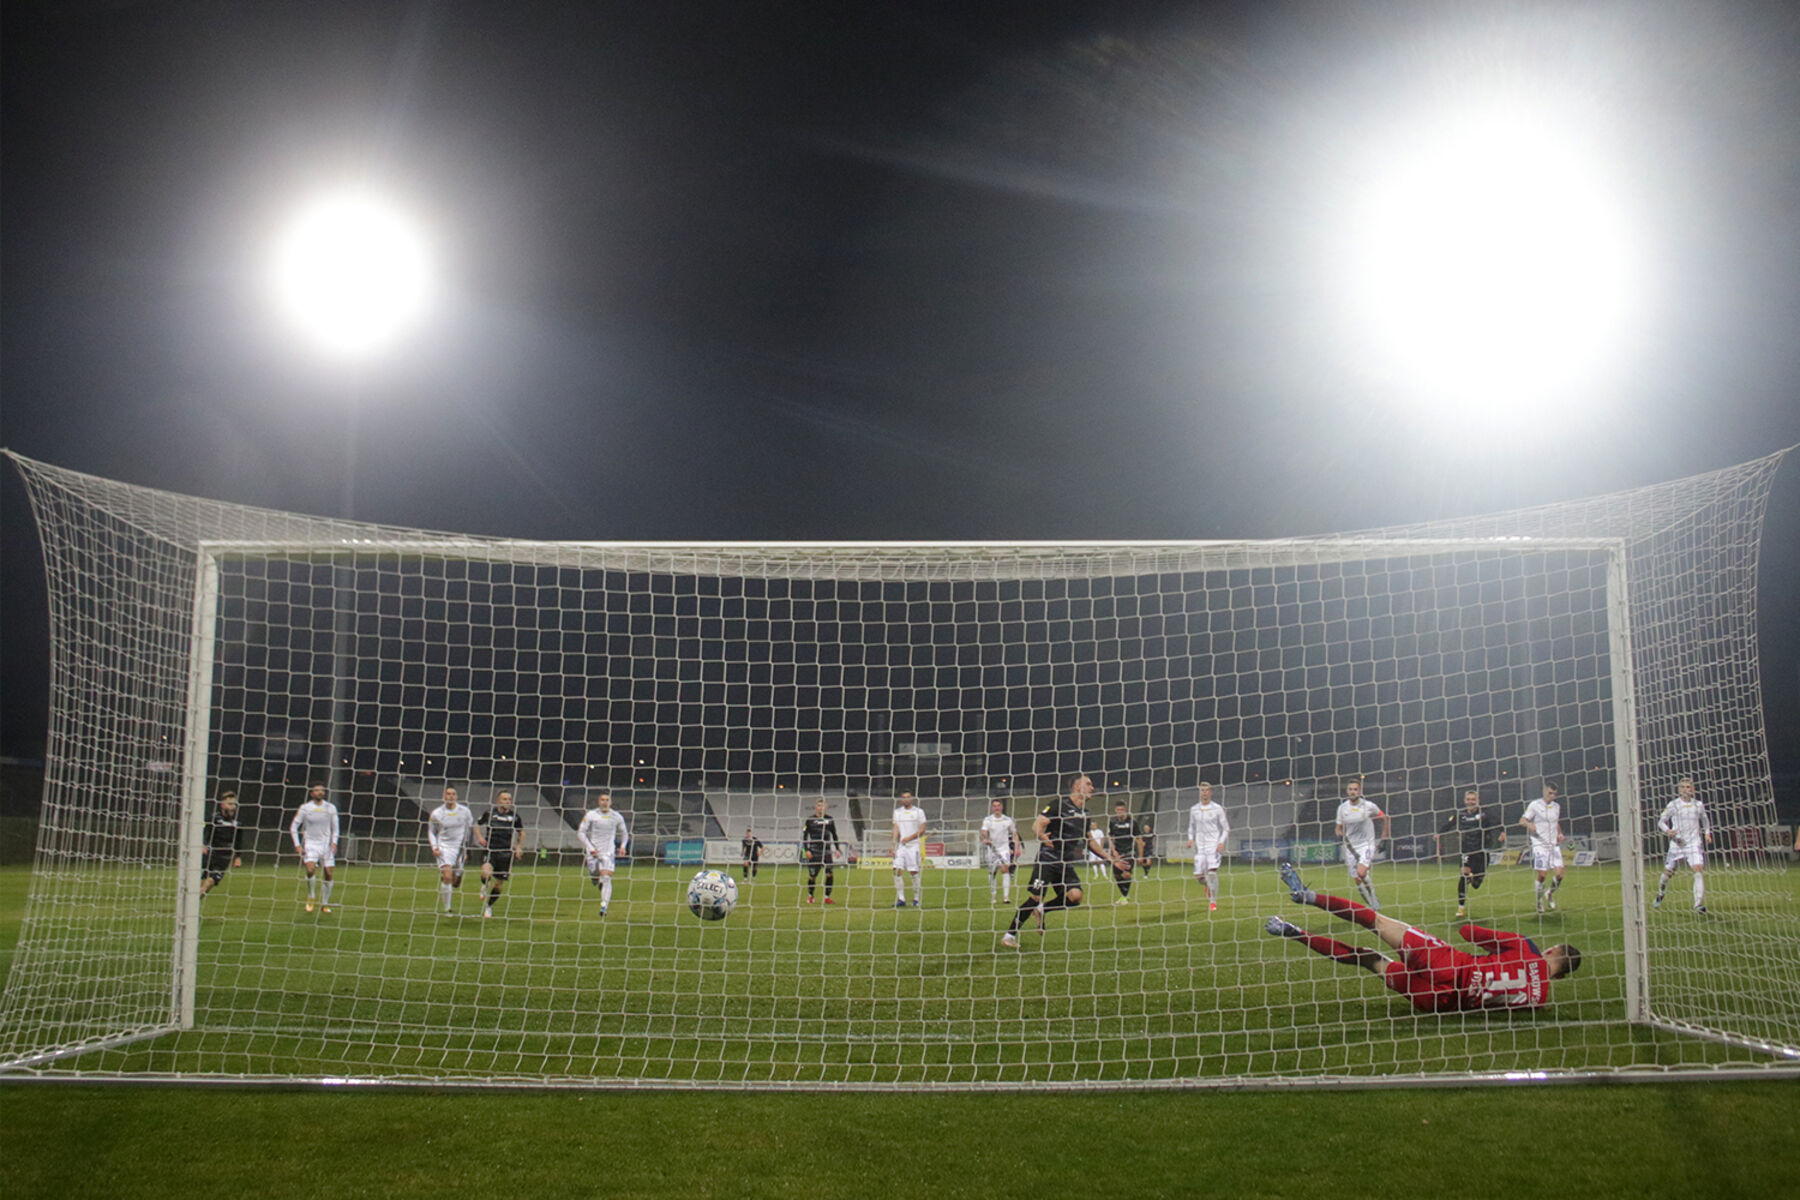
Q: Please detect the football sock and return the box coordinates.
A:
[1206,869,1219,900]
[307,876,318,898]
[1693,875,1704,906]
[439,882,452,910]
[1001,875,1011,901]
[486,889,499,910]
[1296,930,1381,968]
[321,880,333,905]
[1314,892,1380,931]
[1458,876,1468,903]
[1355,877,1380,909]
[913,877,923,903]
[1657,872,1671,901]
[824,869,834,897]
[1007,898,1037,933]
[600,878,613,906]
[895,878,907,902]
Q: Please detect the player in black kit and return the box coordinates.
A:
[1107,800,1144,902]
[477,791,528,918]
[802,798,840,905]
[1002,773,1127,947]
[1437,788,1501,917]
[741,829,765,880]
[199,789,243,897]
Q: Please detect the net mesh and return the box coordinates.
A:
[2,449,1795,1087]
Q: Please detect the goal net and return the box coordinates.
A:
[2,449,1796,1088]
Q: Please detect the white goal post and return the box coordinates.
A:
[2,450,1797,1088]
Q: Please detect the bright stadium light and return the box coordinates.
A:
[268,187,434,360]
[1330,98,1650,429]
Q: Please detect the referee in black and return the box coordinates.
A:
[477,790,528,918]
[198,789,243,897]
[1437,787,1501,917]
[802,798,840,905]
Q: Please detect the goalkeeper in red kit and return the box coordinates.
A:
[1266,861,1581,1012]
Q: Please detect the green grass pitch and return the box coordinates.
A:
[8,857,1799,1083]
[3,861,1798,1197]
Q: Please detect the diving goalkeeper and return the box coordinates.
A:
[1265,861,1581,1012]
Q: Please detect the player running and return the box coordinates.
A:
[288,783,340,914]
[1186,782,1230,912]
[1335,780,1390,909]
[891,792,927,908]
[1266,861,1582,1012]
[1437,788,1501,917]
[1522,781,1566,913]
[980,799,1022,905]
[1107,800,1144,904]
[199,789,244,898]
[577,791,630,916]
[1654,777,1713,914]
[802,799,841,905]
[427,786,476,915]
[1001,773,1127,948]
[477,790,527,918]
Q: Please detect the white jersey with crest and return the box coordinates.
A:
[1658,797,1711,848]
[1335,798,1383,854]
[980,813,1018,863]
[1187,800,1230,849]
[289,799,340,849]
[428,803,475,855]
[578,809,630,857]
[1523,798,1562,850]
[892,806,927,844]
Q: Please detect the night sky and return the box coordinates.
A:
[4,1,1798,791]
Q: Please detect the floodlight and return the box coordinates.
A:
[1332,100,1648,427]
[269,188,433,360]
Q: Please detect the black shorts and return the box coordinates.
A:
[486,851,514,880]
[1461,851,1488,883]
[804,854,834,873]
[1028,859,1080,894]
[202,854,233,884]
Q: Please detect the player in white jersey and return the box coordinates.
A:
[1654,777,1713,913]
[426,786,476,915]
[1186,781,1231,912]
[288,784,341,914]
[891,791,928,908]
[1334,780,1391,910]
[577,790,630,917]
[979,799,1021,904]
[1086,821,1110,880]
[1521,781,1566,913]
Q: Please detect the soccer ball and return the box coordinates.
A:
[686,869,739,921]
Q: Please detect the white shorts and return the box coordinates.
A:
[1532,845,1565,871]
[893,843,922,873]
[984,847,1014,870]
[435,846,466,871]
[1192,847,1222,874]
[1343,843,1377,872]
[301,842,335,869]
[1664,843,1704,871]
[585,850,617,875]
